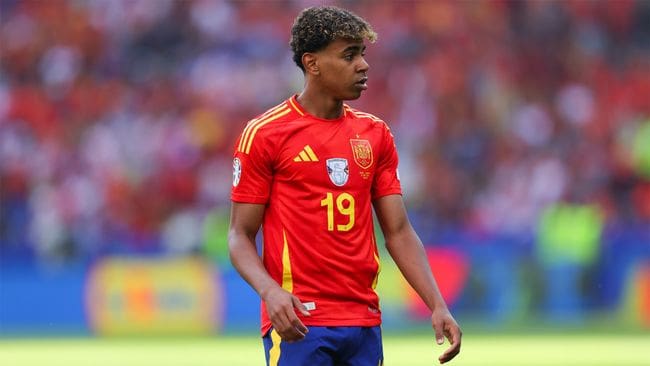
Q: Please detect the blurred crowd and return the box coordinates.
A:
[1,0,649,266]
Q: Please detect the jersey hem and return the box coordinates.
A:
[261,317,381,336]
[372,189,402,200]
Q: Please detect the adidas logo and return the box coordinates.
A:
[293,145,319,162]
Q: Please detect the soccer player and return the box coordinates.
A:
[228,5,462,365]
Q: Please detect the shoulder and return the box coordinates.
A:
[237,100,301,155]
[243,100,299,133]
[344,105,393,135]
[343,104,388,129]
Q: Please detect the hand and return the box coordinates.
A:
[431,308,462,364]
[262,286,311,342]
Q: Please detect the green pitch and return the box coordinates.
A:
[1,333,649,366]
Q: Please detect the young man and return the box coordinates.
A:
[229,6,462,365]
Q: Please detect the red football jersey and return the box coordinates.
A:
[231,95,402,335]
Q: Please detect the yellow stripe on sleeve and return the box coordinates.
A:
[244,108,291,154]
[238,103,288,152]
[353,111,384,123]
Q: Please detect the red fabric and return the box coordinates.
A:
[231,96,402,335]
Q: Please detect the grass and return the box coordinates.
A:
[1,333,649,366]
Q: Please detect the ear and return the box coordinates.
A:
[302,53,320,76]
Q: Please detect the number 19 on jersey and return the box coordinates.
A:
[320,192,355,232]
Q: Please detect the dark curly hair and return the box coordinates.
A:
[290,6,377,72]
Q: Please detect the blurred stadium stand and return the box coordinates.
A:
[0,0,649,335]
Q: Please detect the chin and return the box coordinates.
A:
[341,91,363,101]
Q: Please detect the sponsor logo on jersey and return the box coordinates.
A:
[326,158,349,187]
[293,145,319,162]
[232,158,242,187]
[350,139,373,169]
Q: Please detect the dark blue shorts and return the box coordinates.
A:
[262,326,383,366]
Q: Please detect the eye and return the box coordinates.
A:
[344,54,354,61]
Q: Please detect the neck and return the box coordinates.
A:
[296,87,344,120]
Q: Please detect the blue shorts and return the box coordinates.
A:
[263,326,383,366]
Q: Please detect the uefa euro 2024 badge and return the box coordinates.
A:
[326,158,349,187]
[232,157,242,187]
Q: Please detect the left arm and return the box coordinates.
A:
[374,194,462,364]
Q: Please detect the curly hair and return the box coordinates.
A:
[290,6,377,72]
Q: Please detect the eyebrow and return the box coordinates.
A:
[342,45,366,54]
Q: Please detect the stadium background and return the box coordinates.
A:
[1,0,649,365]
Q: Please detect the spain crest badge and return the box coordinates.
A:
[350,139,373,169]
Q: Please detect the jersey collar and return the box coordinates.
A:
[288,94,348,121]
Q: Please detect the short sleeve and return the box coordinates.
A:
[231,133,273,204]
[371,124,402,200]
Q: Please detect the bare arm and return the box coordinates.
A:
[374,194,462,364]
[228,202,309,342]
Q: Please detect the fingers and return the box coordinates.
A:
[291,320,308,338]
[447,325,462,349]
[290,297,310,336]
[272,311,306,342]
[268,295,310,343]
[292,297,311,317]
[432,318,444,345]
[438,324,462,364]
[438,340,461,364]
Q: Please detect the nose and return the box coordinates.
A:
[357,57,369,73]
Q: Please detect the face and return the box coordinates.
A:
[311,38,370,100]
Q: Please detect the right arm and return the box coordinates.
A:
[228,202,310,342]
